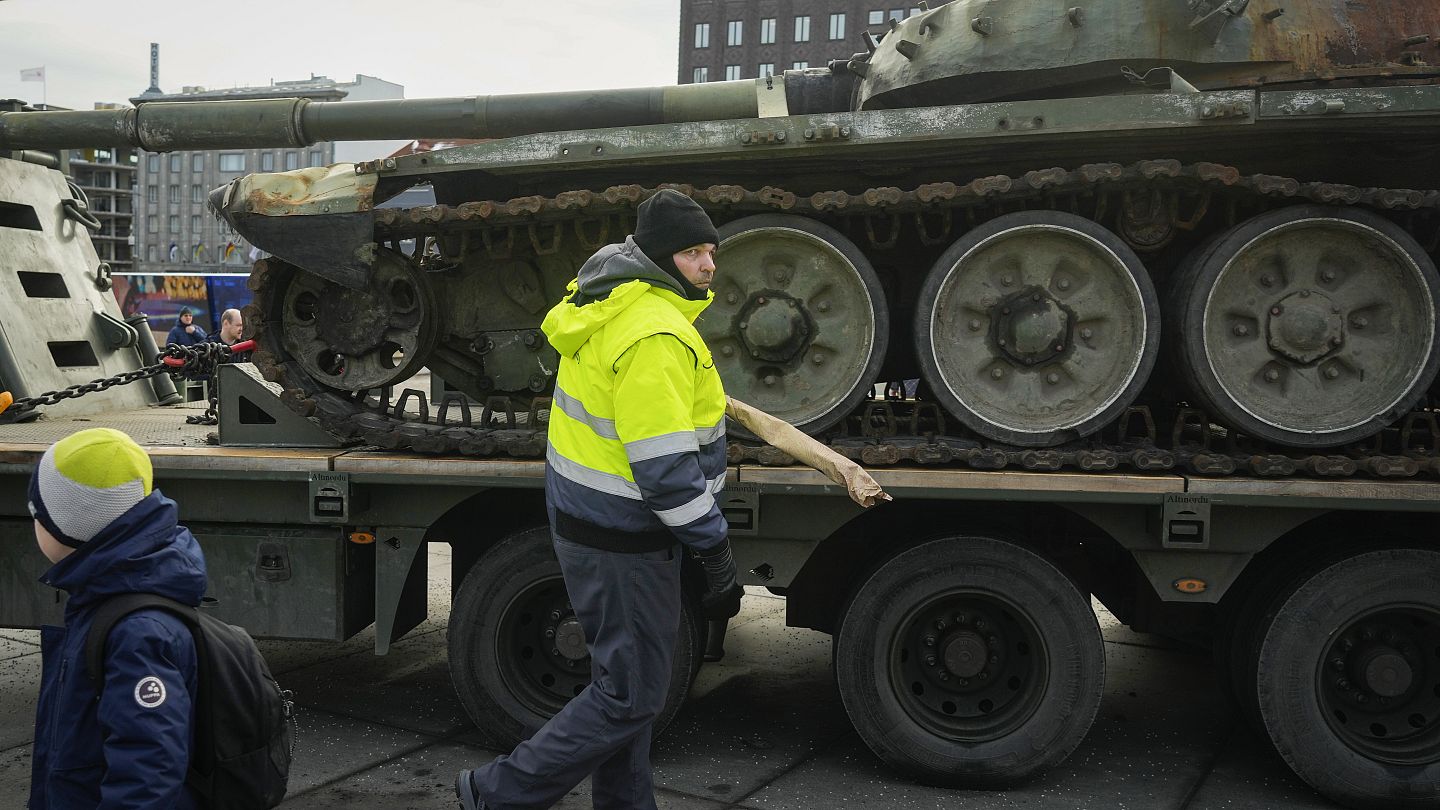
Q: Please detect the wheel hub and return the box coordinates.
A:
[1319,610,1440,766]
[1356,649,1414,699]
[942,630,989,678]
[280,249,436,390]
[738,294,811,364]
[315,286,394,350]
[553,616,588,662]
[1267,290,1344,364]
[993,288,1072,367]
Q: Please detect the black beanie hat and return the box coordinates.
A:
[633,190,719,299]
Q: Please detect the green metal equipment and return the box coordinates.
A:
[4,2,1440,806]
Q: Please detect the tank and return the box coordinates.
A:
[5,0,1440,475]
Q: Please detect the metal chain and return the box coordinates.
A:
[1,342,235,422]
[2,365,168,420]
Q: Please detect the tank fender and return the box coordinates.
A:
[209,165,378,290]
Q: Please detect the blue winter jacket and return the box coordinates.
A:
[29,490,208,810]
[165,318,207,347]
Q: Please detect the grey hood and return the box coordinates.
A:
[574,236,687,305]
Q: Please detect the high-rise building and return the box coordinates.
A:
[130,74,404,276]
[678,1,950,85]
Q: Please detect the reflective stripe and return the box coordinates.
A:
[654,490,716,527]
[708,474,726,494]
[546,447,642,500]
[552,386,619,440]
[624,431,700,464]
[695,417,726,445]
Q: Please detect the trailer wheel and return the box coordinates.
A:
[834,535,1104,785]
[447,526,702,748]
[1257,548,1440,809]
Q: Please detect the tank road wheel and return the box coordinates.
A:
[834,536,1105,785]
[1256,548,1440,808]
[1172,205,1440,447]
[701,214,888,435]
[914,211,1160,446]
[278,247,438,391]
[447,527,702,748]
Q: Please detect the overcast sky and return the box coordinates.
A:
[0,0,682,110]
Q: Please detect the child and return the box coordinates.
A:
[27,427,207,809]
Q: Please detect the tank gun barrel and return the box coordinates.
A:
[0,79,794,151]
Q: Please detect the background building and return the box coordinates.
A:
[678,0,951,84]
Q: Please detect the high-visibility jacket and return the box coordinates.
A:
[541,241,728,552]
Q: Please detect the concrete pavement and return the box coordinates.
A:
[1,545,1337,809]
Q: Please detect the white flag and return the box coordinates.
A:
[20,67,45,82]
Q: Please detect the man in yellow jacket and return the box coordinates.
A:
[458,189,741,810]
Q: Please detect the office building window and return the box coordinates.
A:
[794,15,811,42]
[725,65,741,81]
[147,215,158,233]
[191,184,202,203]
[760,18,776,44]
[260,152,275,172]
[168,154,182,173]
[869,10,884,25]
[910,6,922,15]
[167,184,179,204]
[146,244,155,261]
[286,151,301,170]
[190,214,201,233]
[147,154,160,173]
[793,61,809,70]
[727,20,743,46]
[168,214,179,234]
[309,150,324,167]
[694,22,710,48]
[759,63,775,77]
[146,185,157,203]
[219,153,245,172]
[694,66,709,83]
[889,8,905,20]
[191,153,204,172]
[829,13,846,40]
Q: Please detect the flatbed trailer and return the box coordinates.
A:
[2,391,1438,809]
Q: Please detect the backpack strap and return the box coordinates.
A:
[83,593,200,693]
[83,593,217,801]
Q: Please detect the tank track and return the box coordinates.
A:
[245,159,1440,480]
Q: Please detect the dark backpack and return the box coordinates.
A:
[85,593,295,810]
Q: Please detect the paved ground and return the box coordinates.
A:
[1,546,1339,809]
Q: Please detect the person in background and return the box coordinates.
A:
[165,307,207,348]
[215,308,251,363]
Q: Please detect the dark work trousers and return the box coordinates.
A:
[472,535,682,810]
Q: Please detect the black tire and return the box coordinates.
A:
[1257,548,1440,809]
[914,210,1160,446]
[834,535,1104,786]
[1213,536,1358,739]
[447,526,702,748]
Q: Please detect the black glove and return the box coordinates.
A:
[694,539,742,619]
